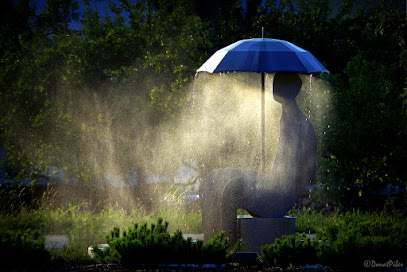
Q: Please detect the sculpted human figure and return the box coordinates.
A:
[199,72,317,245]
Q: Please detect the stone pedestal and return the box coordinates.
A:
[237,216,295,252]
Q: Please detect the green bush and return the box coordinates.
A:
[261,234,318,267]
[93,217,239,265]
[316,211,406,269]
[0,229,51,269]
[289,207,328,234]
[261,210,407,269]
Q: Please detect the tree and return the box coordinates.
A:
[0,0,405,211]
[318,0,406,207]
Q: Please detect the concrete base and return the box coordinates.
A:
[237,216,295,252]
[230,252,260,265]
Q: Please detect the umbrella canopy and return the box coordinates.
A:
[197,38,329,74]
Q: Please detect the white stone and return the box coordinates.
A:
[88,243,109,258]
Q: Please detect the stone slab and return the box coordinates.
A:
[237,216,295,252]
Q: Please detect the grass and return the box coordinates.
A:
[288,207,330,234]
[288,207,407,237]
[1,182,406,268]
[0,183,202,264]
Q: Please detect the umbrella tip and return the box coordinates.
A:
[262,27,265,39]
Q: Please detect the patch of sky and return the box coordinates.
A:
[24,0,132,30]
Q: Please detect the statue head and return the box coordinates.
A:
[273,73,302,103]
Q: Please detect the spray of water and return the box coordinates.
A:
[15,71,331,213]
[36,72,286,209]
[297,73,333,183]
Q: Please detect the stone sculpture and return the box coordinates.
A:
[199,72,317,245]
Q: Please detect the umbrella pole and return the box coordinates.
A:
[261,27,265,175]
[261,72,265,175]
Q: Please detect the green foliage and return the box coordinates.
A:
[147,204,202,235]
[0,229,51,269]
[329,53,406,190]
[315,214,406,269]
[280,209,407,269]
[320,1,407,206]
[261,234,318,267]
[0,185,202,265]
[0,181,51,215]
[288,207,327,234]
[93,217,236,265]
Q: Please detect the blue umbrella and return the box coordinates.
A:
[197,32,329,173]
[197,38,329,74]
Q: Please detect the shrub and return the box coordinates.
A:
[261,210,407,270]
[93,217,239,265]
[0,229,51,269]
[316,211,407,269]
[289,207,327,234]
[261,234,318,267]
